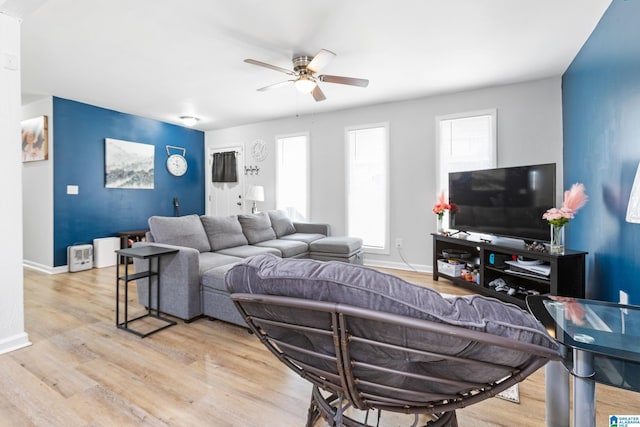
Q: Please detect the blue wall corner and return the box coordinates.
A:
[53,97,205,266]
[562,0,640,303]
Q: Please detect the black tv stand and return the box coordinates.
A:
[432,233,586,309]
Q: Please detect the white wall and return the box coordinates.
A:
[205,77,563,271]
[0,12,31,354]
[22,96,54,271]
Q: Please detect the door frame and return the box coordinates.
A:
[205,145,245,216]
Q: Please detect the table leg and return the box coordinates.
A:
[573,349,596,427]
[546,360,570,427]
[116,260,120,326]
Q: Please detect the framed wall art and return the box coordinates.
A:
[21,115,48,162]
[104,138,155,189]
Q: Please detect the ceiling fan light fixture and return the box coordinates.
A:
[294,75,317,93]
[180,116,199,126]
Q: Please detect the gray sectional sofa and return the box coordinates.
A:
[133,210,362,327]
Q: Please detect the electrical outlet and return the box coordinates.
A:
[620,290,629,315]
[620,290,629,305]
[395,238,403,249]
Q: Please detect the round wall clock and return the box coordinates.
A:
[166,153,188,176]
[251,139,268,162]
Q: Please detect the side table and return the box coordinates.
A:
[527,295,640,427]
[116,245,178,338]
[117,229,149,264]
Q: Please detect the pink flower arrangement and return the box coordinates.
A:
[542,183,588,226]
[432,191,450,219]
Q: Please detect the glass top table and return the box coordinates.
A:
[527,295,640,427]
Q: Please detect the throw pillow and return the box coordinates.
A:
[148,215,211,252]
[267,210,296,237]
[237,212,276,244]
[201,215,249,251]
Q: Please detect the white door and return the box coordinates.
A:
[206,146,245,216]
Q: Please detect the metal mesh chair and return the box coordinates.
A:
[230,293,559,426]
[227,260,558,427]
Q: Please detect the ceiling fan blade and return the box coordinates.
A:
[257,80,294,91]
[306,49,336,73]
[318,74,369,88]
[244,58,295,76]
[311,85,326,102]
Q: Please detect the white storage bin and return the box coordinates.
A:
[437,259,464,277]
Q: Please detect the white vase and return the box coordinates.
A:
[550,223,565,254]
[437,216,444,234]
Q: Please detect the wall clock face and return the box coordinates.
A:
[251,139,267,162]
[166,154,188,176]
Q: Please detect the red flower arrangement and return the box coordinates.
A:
[432,191,450,219]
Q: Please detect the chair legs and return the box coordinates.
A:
[306,390,322,427]
[305,386,458,427]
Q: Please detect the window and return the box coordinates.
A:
[346,124,389,253]
[436,110,497,226]
[276,133,309,221]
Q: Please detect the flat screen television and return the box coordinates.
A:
[448,163,556,243]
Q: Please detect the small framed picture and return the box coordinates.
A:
[21,115,48,162]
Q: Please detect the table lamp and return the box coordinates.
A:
[245,185,264,214]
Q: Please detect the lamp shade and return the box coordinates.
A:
[294,75,317,93]
[245,185,265,202]
[627,162,640,223]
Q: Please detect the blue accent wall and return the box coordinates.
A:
[562,0,640,303]
[53,97,205,266]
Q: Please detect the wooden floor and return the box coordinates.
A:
[0,265,636,426]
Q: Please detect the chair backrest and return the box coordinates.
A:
[226,255,559,418]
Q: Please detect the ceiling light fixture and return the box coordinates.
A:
[294,75,317,93]
[180,116,199,127]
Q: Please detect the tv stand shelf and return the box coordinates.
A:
[432,233,586,309]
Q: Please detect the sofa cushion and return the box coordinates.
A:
[148,215,211,253]
[254,239,309,258]
[279,233,327,244]
[202,264,237,292]
[216,244,281,258]
[198,252,243,275]
[309,236,363,255]
[268,210,297,237]
[200,215,249,251]
[238,212,277,244]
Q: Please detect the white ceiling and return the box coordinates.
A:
[13,0,611,131]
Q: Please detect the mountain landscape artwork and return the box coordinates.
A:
[105,138,154,189]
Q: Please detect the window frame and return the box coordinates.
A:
[275,132,310,221]
[435,109,497,228]
[344,122,390,255]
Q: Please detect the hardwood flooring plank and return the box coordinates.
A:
[6,265,639,426]
[0,356,85,427]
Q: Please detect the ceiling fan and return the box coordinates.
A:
[244,49,369,102]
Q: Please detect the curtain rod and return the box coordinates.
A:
[210,150,240,156]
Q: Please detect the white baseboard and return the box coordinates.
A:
[364,259,432,274]
[23,260,68,274]
[0,332,31,355]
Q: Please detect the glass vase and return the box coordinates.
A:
[550,223,565,254]
[437,216,444,234]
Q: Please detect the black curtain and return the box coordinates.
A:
[212,151,238,182]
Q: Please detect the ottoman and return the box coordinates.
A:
[309,236,364,264]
